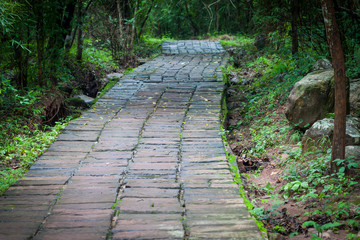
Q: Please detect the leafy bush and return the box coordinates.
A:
[70,39,117,72]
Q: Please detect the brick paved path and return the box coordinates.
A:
[0,41,262,239]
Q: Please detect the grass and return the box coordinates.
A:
[218,35,255,48]
[135,35,175,59]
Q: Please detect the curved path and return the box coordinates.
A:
[0,41,262,239]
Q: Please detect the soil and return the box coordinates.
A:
[224,48,360,240]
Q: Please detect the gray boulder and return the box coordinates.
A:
[311,59,333,71]
[285,70,334,129]
[107,73,123,80]
[302,116,360,151]
[345,146,360,160]
[350,78,360,112]
[74,94,95,106]
[66,97,88,109]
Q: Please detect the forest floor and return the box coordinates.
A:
[221,39,360,240]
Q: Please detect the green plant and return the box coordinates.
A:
[282,180,309,199]
[290,130,303,144]
[70,38,118,72]
[0,118,70,196]
[302,221,342,238]
[219,122,267,237]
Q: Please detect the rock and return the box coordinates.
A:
[322,230,333,240]
[241,79,252,85]
[106,73,123,80]
[311,59,333,71]
[66,97,89,109]
[285,70,334,129]
[307,228,318,237]
[302,116,360,151]
[350,78,360,112]
[74,94,95,106]
[230,77,241,84]
[254,34,267,49]
[346,146,360,159]
[268,233,287,240]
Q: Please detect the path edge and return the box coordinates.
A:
[219,80,268,239]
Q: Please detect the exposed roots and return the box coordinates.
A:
[38,90,68,126]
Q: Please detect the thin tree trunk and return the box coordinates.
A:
[184,1,199,36]
[76,1,84,63]
[291,0,299,56]
[320,0,347,172]
[130,2,137,48]
[62,0,76,56]
[116,0,123,41]
[34,1,45,86]
[137,1,154,40]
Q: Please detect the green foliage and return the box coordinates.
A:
[0,75,43,114]
[247,114,289,158]
[0,0,21,35]
[219,118,267,237]
[302,221,342,238]
[223,33,360,238]
[219,35,254,48]
[0,119,69,195]
[135,36,174,59]
[70,39,118,73]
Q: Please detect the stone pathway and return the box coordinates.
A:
[0,40,263,239]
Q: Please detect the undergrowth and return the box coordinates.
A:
[0,119,69,195]
[221,35,360,239]
[0,35,166,196]
[220,94,267,238]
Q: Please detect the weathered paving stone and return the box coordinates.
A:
[0,40,263,239]
[121,187,179,198]
[56,130,100,141]
[112,214,184,239]
[119,197,182,214]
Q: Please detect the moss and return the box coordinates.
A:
[220,89,268,238]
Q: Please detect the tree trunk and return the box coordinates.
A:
[34,1,45,86]
[76,1,84,63]
[184,1,199,36]
[320,0,347,172]
[137,1,155,40]
[62,0,76,55]
[291,0,299,56]
[116,0,123,42]
[63,1,76,55]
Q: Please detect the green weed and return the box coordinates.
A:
[0,118,69,195]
